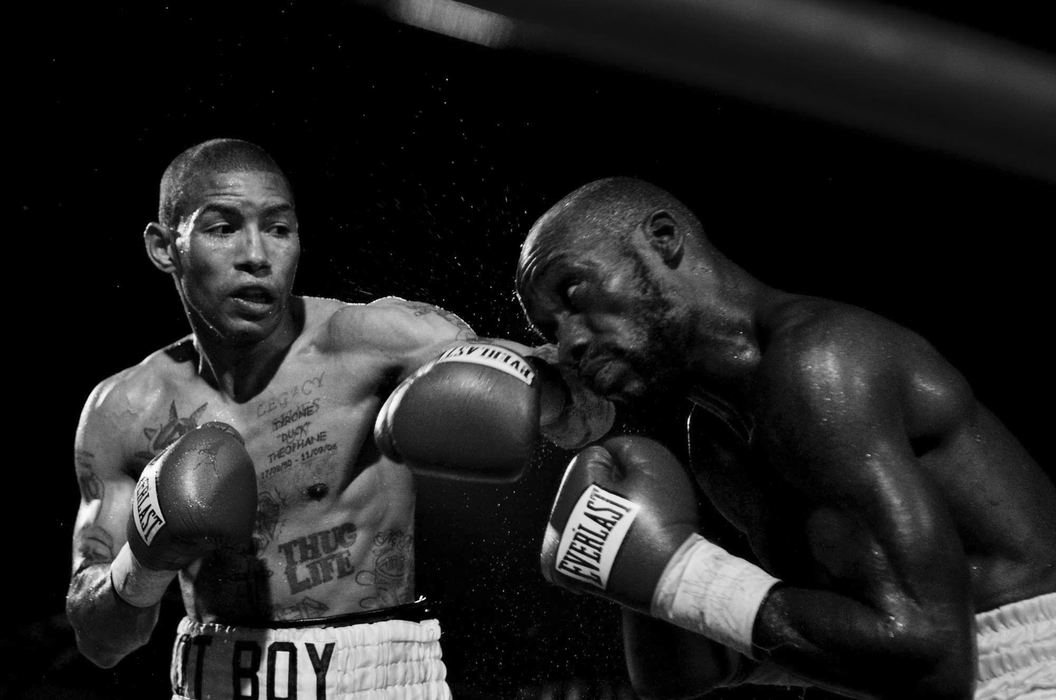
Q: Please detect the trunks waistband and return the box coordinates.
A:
[266,597,438,628]
[170,605,450,700]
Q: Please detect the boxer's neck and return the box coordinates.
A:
[192,299,305,401]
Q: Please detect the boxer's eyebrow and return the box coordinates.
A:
[196,202,242,219]
[260,203,296,217]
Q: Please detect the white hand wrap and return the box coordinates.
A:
[651,534,780,657]
[110,543,177,608]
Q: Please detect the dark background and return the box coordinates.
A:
[9,1,1054,697]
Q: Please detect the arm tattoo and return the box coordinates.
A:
[74,524,115,572]
[393,300,476,337]
[74,450,104,501]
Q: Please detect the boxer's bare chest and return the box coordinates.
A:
[131,341,417,620]
[134,351,384,495]
[687,403,820,582]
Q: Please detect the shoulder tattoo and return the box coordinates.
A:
[135,400,209,464]
[392,299,475,337]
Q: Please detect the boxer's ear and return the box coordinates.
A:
[643,210,683,267]
[144,222,180,274]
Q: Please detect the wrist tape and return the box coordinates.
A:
[651,534,779,657]
[110,543,176,608]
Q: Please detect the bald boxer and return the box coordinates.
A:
[518,177,1056,699]
[66,139,613,700]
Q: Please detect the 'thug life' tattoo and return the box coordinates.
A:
[277,523,359,595]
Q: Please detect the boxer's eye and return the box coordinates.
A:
[204,222,236,235]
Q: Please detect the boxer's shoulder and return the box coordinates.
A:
[79,337,212,461]
[758,299,919,390]
[85,338,192,411]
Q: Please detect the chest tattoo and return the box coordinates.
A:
[277,522,360,594]
[136,400,209,464]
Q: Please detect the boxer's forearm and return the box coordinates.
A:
[66,563,159,668]
[753,586,974,699]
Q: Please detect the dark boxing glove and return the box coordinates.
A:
[111,422,257,607]
[541,436,700,607]
[542,435,779,656]
[374,342,541,481]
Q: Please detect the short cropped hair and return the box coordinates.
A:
[158,138,289,229]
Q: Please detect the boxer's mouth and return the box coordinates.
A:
[230,285,276,306]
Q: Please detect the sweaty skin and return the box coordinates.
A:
[517,179,1056,699]
[66,160,489,668]
[73,296,470,625]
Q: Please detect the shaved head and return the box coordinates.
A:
[517,177,703,299]
[158,138,289,230]
[514,177,709,400]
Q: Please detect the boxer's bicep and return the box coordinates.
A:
[340,297,477,378]
[67,379,167,667]
[749,364,975,695]
[71,384,137,577]
[765,362,971,626]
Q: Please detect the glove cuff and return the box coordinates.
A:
[651,533,779,658]
[110,543,177,608]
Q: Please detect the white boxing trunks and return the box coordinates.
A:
[170,600,451,700]
[975,592,1056,699]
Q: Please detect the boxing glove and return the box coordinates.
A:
[374,342,542,481]
[542,435,780,656]
[541,435,700,608]
[111,422,257,606]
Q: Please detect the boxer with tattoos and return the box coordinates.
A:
[66,139,613,700]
